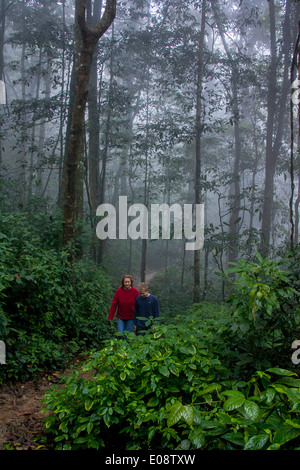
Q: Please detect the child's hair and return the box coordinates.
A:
[138,282,148,291]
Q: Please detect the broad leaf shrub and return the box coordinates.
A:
[222,253,300,378]
[0,213,113,384]
[166,367,300,450]
[42,314,300,450]
[42,319,226,450]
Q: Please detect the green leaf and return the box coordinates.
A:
[198,384,221,396]
[181,405,194,427]
[147,396,159,407]
[285,419,300,429]
[120,371,126,381]
[244,434,269,450]
[153,330,163,339]
[188,428,205,448]
[169,363,179,376]
[273,426,300,445]
[222,390,245,398]
[178,439,191,450]
[87,422,93,434]
[266,368,297,377]
[167,403,193,427]
[222,432,244,446]
[84,399,94,411]
[167,403,183,427]
[262,389,275,404]
[286,388,300,403]
[275,377,300,387]
[158,365,169,377]
[243,400,260,420]
[267,443,281,450]
[223,394,245,412]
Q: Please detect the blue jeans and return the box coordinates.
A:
[117,318,134,334]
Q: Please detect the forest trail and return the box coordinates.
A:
[0,375,52,449]
[134,270,157,287]
[0,272,159,451]
[0,356,88,450]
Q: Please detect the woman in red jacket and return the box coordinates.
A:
[108,274,139,335]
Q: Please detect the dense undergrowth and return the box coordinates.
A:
[42,310,300,451]
[42,250,300,450]
[0,212,114,384]
[1,209,299,450]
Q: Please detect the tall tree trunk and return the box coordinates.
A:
[86,0,102,262]
[193,0,206,303]
[19,41,27,193]
[295,173,300,246]
[57,0,68,204]
[58,58,75,209]
[260,0,292,256]
[290,19,300,249]
[96,22,115,264]
[87,0,101,218]
[211,0,242,267]
[37,52,52,195]
[0,0,6,167]
[140,75,150,283]
[28,50,42,197]
[62,0,116,252]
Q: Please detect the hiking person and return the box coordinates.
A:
[108,274,139,335]
[134,282,160,336]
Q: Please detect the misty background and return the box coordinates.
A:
[0,0,299,315]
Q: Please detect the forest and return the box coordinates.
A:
[0,0,300,454]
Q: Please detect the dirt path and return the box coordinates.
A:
[134,270,157,286]
[0,357,87,450]
[0,376,52,449]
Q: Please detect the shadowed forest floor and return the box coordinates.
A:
[0,356,89,450]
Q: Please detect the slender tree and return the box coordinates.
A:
[193,0,206,303]
[211,0,242,267]
[62,0,116,250]
[0,0,6,167]
[260,0,293,256]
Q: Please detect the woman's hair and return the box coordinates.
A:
[120,274,134,287]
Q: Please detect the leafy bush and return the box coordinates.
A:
[42,317,226,450]
[42,309,300,451]
[166,367,300,450]
[0,213,113,384]
[222,253,300,378]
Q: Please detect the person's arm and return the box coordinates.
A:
[108,291,119,320]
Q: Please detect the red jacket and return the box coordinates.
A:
[108,287,139,320]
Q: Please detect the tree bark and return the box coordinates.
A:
[211,0,242,267]
[260,0,292,256]
[193,0,206,303]
[62,0,116,250]
[0,0,6,167]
